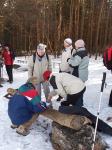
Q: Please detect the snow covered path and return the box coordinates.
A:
[0,56,112,150]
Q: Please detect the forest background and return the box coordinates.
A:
[0,0,112,58]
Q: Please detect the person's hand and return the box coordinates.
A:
[47,95,52,102]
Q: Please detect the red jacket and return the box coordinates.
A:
[2,49,14,65]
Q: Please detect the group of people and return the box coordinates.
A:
[3,38,112,136]
[0,43,15,86]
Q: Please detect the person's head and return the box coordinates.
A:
[75,39,85,50]
[37,43,47,56]
[43,70,52,81]
[27,77,38,86]
[64,38,72,48]
[3,44,10,51]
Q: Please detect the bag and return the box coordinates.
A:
[103,47,112,70]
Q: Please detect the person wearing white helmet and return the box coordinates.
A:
[28,43,52,100]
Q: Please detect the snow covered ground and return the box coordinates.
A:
[0,56,112,150]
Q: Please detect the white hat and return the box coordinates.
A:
[75,39,85,48]
[64,38,72,45]
[37,43,47,51]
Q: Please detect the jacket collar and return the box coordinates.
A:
[76,47,86,52]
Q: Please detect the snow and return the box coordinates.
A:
[0,56,112,150]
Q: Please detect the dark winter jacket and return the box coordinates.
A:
[8,83,47,125]
[68,47,89,82]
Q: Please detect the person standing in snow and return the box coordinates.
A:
[67,39,89,82]
[60,38,75,73]
[28,43,52,100]
[8,77,48,136]
[43,70,86,107]
[2,44,15,83]
[0,44,3,87]
[58,38,75,101]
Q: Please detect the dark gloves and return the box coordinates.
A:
[56,95,63,101]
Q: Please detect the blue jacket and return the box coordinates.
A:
[8,83,47,125]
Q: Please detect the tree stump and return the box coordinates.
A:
[51,122,108,150]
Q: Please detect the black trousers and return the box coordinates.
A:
[61,87,86,107]
[109,90,112,107]
[5,65,13,82]
[59,105,112,136]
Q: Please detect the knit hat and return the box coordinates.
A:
[37,43,47,52]
[43,70,52,81]
[75,39,85,49]
[64,38,72,45]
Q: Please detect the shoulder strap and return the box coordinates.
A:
[71,48,74,55]
[32,52,36,76]
[46,53,49,62]
[33,52,49,63]
[73,50,87,59]
[33,52,36,63]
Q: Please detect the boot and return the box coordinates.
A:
[11,124,18,129]
[16,125,30,136]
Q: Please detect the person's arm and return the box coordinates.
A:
[56,82,67,98]
[28,56,34,78]
[48,90,57,100]
[68,55,81,67]
[26,100,47,113]
[48,55,52,71]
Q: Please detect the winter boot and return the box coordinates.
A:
[16,125,30,136]
[11,124,19,129]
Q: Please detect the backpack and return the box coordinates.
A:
[103,47,112,70]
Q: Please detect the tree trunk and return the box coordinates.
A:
[95,0,105,59]
[41,108,91,130]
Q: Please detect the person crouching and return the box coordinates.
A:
[43,71,86,107]
[8,77,47,136]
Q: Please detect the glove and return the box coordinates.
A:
[46,102,53,108]
[56,95,63,101]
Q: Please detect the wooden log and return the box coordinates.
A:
[41,108,91,130]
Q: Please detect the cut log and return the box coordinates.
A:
[41,108,91,130]
[51,122,108,150]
